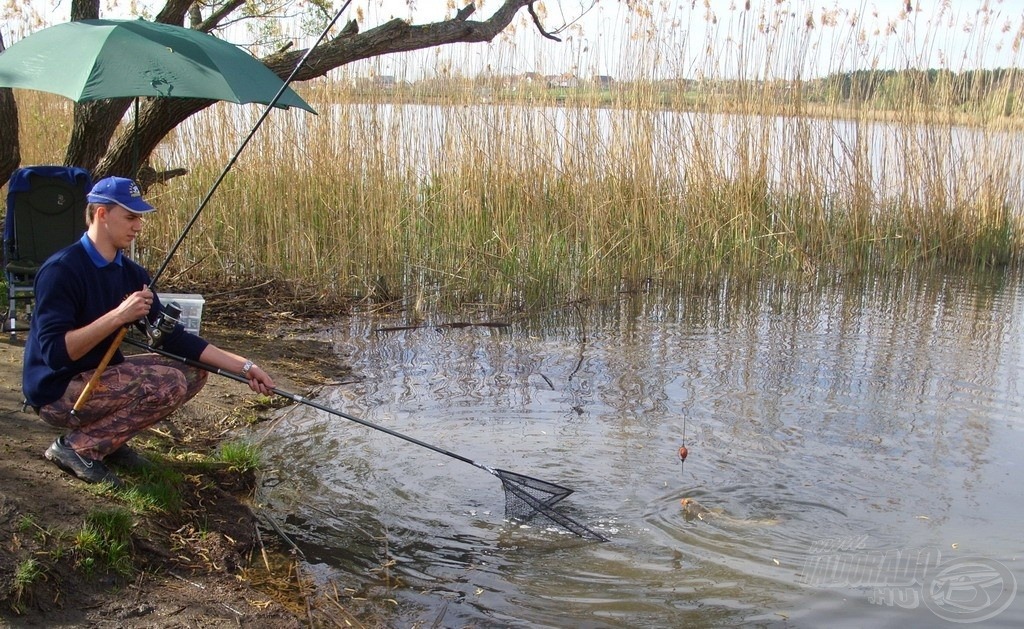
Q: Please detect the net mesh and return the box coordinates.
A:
[495,469,608,542]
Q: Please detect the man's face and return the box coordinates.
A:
[100,204,145,250]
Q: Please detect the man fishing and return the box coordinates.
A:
[22,176,274,488]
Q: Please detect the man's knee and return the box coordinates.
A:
[150,368,189,407]
[186,367,208,399]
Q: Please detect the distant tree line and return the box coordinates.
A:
[812,68,1023,116]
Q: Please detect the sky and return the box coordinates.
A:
[2,1,1022,81]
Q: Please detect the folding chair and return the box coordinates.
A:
[3,166,92,336]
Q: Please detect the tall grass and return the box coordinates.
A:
[8,3,1024,310]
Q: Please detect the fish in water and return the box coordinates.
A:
[680,497,718,521]
[679,497,780,526]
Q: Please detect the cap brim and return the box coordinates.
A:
[87,194,155,214]
[124,204,156,214]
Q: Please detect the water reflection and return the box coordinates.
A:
[255,272,1024,627]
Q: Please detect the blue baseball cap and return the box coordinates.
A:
[87,176,155,214]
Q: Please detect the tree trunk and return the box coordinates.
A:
[69,0,99,21]
[67,99,135,174]
[0,35,21,183]
[94,98,217,179]
[0,87,20,181]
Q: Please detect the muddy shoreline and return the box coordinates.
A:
[0,312,376,627]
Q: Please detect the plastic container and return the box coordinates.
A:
[157,293,205,335]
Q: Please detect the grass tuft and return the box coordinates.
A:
[214,440,261,473]
[73,508,135,576]
[119,462,185,515]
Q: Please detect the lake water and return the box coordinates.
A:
[253,272,1024,627]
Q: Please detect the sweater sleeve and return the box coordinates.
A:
[161,326,210,361]
[29,257,79,369]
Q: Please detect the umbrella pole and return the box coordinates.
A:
[132,97,140,178]
[70,1,353,416]
[130,97,139,259]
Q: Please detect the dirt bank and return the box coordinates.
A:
[0,313,364,628]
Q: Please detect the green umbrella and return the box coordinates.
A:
[0,18,315,113]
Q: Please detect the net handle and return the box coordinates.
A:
[123,337,608,541]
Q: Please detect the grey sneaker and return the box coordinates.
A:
[44,438,123,488]
[106,444,153,470]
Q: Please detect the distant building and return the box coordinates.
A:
[547,73,581,88]
[593,75,615,87]
[353,75,399,90]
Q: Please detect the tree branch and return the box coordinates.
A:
[153,0,194,26]
[264,0,538,80]
[195,0,247,33]
[528,2,562,42]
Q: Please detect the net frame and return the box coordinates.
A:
[495,469,608,541]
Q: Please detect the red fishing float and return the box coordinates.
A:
[678,445,689,461]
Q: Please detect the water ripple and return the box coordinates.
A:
[255,275,1024,627]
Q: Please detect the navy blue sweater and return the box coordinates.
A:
[22,234,208,407]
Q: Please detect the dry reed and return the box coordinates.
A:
[7,3,1024,310]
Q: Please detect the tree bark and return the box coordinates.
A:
[0,35,21,181]
[67,99,136,175]
[95,98,218,179]
[70,0,99,22]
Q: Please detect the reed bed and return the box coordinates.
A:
[9,2,1024,310]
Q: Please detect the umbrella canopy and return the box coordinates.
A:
[0,18,315,113]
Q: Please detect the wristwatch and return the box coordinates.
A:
[241,360,254,376]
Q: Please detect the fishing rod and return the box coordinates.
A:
[72,2,352,416]
[150,0,352,286]
[122,336,609,542]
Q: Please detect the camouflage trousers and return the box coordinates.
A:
[38,354,208,460]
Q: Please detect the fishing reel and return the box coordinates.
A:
[143,301,182,348]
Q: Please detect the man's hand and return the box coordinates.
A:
[244,364,275,395]
[65,286,153,361]
[117,285,153,325]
